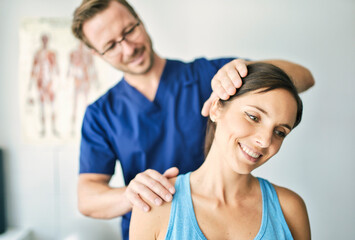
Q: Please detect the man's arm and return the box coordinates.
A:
[78,174,131,218]
[78,167,179,218]
[201,59,314,116]
[250,59,315,93]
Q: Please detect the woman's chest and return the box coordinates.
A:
[194,199,263,240]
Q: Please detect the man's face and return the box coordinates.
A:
[83,1,154,75]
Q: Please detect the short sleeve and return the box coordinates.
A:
[79,104,117,175]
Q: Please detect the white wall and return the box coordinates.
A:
[0,0,354,239]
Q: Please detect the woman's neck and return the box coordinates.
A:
[190,144,258,205]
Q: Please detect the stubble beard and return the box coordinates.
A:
[121,38,155,76]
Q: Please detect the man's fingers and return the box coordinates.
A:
[220,77,237,96]
[146,169,175,196]
[211,77,229,100]
[215,70,236,96]
[235,59,248,78]
[127,179,165,209]
[126,168,178,212]
[226,67,243,88]
[226,59,247,88]
[163,167,179,179]
[135,171,174,201]
[125,185,152,212]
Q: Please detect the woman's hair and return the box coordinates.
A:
[204,62,303,156]
[72,0,138,49]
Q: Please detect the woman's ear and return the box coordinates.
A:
[209,98,221,123]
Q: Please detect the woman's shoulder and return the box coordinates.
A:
[129,177,178,240]
[272,183,311,240]
[272,184,306,209]
[258,178,305,209]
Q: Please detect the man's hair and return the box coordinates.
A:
[204,62,303,156]
[72,0,138,49]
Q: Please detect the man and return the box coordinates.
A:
[71,0,314,239]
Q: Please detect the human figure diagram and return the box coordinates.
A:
[67,42,98,135]
[28,34,60,137]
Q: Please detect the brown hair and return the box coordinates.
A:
[71,0,138,49]
[204,62,303,156]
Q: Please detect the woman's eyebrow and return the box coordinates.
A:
[248,105,268,115]
[280,124,292,130]
[248,105,292,130]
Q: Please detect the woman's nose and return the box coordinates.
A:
[255,129,272,148]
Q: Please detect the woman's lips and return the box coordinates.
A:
[239,143,262,163]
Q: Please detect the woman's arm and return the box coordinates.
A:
[129,183,174,240]
[129,205,159,240]
[275,185,311,240]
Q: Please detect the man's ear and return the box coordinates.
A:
[209,98,221,122]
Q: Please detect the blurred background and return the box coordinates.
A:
[0,0,354,239]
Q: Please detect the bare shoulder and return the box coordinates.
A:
[273,184,311,240]
[129,177,178,240]
[273,184,306,212]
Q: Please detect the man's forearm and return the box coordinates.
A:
[78,175,132,219]
[249,60,315,93]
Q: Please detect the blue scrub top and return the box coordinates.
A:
[79,57,235,240]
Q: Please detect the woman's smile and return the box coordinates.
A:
[238,143,262,163]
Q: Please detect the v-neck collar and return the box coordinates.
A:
[121,60,171,112]
[184,174,267,239]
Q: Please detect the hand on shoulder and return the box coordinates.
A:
[125,168,178,213]
[129,177,178,240]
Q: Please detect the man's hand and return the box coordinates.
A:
[201,59,248,117]
[125,167,179,212]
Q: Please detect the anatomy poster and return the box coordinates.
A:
[19,18,121,144]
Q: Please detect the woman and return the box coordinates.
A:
[129,63,311,240]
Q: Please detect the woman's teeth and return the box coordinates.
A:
[241,145,261,159]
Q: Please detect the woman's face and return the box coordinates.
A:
[212,88,298,174]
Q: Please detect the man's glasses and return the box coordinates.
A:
[99,21,142,57]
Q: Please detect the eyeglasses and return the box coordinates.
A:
[99,21,142,57]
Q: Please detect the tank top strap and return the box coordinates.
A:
[165,172,207,240]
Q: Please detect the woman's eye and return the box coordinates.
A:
[274,130,286,138]
[245,112,259,122]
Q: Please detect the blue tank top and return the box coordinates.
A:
[165,172,293,240]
